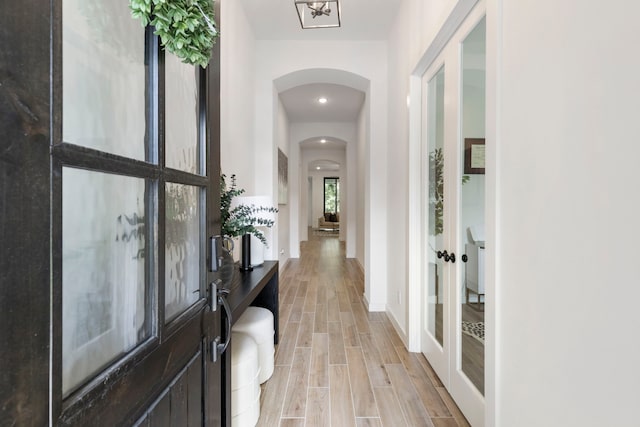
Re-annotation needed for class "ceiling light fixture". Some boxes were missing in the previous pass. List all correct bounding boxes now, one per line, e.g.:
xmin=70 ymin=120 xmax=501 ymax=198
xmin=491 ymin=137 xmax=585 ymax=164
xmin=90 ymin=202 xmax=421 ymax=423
xmin=320 ymin=139 xmax=327 ymax=143
xmin=316 ymin=166 xmax=321 ymax=170
xmin=318 ymin=97 xmax=328 ymax=104
xmin=294 ymin=1 xmax=341 ymax=29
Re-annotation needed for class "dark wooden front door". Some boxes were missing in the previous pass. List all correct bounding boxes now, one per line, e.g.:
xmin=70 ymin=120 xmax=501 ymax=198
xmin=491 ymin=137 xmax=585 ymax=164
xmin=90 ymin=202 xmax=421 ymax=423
xmin=0 ymin=1 xmax=225 ymax=425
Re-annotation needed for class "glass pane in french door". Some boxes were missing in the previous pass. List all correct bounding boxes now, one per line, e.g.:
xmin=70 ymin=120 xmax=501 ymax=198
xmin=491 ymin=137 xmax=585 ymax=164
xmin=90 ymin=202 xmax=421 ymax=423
xmin=62 ymin=167 xmax=149 ymax=396
xmin=165 ymin=52 xmax=202 ymax=174
xmin=460 ymin=17 xmax=486 ymax=395
xmin=426 ymin=66 xmax=446 ymax=346
xmin=62 ymin=0 xmax=146 ymax=161
xmin=165 ymin=183 xmax=202 ymax=321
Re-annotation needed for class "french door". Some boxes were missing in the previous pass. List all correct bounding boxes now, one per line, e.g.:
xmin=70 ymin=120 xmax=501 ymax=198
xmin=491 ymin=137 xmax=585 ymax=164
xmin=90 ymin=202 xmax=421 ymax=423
xmin=0 ymin=0 xmax=225 ymax=424
xmin=421 ymin=7 xmax=487 ymax=427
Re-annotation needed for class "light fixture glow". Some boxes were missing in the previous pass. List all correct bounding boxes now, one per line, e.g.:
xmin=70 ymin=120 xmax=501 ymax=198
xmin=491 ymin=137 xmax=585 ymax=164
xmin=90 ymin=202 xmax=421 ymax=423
xmin=316 ymin=166 xmax=321 ymax=170
xmin=320 ymin=139 xmax=327 ymax=143
xmin=318 ymin=97 xmax=328 ymax=104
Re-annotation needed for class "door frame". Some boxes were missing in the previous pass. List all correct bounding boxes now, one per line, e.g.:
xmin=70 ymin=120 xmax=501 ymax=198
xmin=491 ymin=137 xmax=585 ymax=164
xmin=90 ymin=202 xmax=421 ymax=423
xmin=0 ymin=0 xmax=224 ymax=423
xmin=419 ymin=58 xmax=451 ymax=382
xmin=407 ymin=1 xmax=494 ymax=426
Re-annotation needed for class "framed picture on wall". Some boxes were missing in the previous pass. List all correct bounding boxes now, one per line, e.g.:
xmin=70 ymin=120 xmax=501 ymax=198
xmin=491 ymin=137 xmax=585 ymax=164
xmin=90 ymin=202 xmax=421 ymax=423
xmin=278 ymin=148 xmax=288 ymax=204
xmin=464 ymin=138 xmax=485 ymax=174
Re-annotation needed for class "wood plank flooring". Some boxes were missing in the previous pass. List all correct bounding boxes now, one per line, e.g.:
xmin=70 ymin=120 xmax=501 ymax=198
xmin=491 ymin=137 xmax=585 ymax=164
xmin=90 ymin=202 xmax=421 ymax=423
xmin=257 ymin=232 xmax=470 ymax=427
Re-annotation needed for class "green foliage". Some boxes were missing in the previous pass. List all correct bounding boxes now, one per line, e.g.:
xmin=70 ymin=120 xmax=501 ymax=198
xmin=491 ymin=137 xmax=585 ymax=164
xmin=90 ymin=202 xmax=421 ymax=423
xmin=324 ymin=178 xmax=339 ymax=213
xmin=429 ymin=148 xmax=445 ymax=236
xmin=220 ymin=175 xmax=278 ymax=246
xmin=129 ymin=0 xmax=218 ymax=67
xmin=428 ymin=148 xmax=470 ymax=236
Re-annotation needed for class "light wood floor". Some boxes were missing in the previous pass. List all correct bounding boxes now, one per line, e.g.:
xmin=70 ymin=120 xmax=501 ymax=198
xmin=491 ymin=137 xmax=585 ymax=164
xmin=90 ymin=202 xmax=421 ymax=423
xmin=257 ymin=232 xmax=470 ymax=427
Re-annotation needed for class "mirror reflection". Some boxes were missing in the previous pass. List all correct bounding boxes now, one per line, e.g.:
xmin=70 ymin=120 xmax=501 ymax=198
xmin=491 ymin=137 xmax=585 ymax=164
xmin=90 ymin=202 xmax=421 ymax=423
xmin=427 ymin=66 xmax=446 ymax=346
xmin=460 ymin=17 xmax=486 ymax=395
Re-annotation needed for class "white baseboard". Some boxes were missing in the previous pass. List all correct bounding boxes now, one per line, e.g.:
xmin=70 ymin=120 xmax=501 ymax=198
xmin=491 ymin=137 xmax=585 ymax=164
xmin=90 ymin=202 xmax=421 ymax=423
xmin=385 ymin=309 xmax=409 ymax=349
xmin=278 ymin=257 xmax=291 ymax=274
xmin=362 ymin=294 xmax=386 ymax=312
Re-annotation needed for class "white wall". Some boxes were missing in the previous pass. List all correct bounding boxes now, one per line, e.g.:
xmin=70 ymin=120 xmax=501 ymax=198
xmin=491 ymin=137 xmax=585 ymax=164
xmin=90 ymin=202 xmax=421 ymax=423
xmin=385 ymin=0 xmax=411 ymax=336
xmin=220 ymin=0 xmax=256 ymax=193
xmin=391 ymin=1 xmax=640 ymax=425
xmin=494 ymin=1 xmax=640 ymax=425
xmin=356 ymin=97 xmax=368 ymax=270
xmin=408 ymin=0 xmax=459 ymax=68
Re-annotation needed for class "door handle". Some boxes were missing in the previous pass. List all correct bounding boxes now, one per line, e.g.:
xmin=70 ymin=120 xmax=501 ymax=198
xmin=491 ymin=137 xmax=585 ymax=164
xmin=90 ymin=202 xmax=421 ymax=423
xmin=208 ymin=279 xmax=223 ymax=312
xmin=437 ymin=250 xmax=447 ymax=259
xmin=210 ymin=286 xmax=232 ymax=363
xmin=442 ymin=251 xmax=455 ymax=263
xmin=210 ymin=235 xmax=236 ymax=272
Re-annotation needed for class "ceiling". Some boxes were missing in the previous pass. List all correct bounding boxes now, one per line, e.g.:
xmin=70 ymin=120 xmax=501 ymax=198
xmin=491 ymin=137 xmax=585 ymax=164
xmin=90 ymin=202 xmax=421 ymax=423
xmin=303 ymin=138 xmax=345 ymax=171
xmin=280 ymin=83 xmax=365 ymax=123
xmin=238 ymin=0 xmax=403 ymax=41
xmin=238 ymin=0 xmax=398 ymax=168
xmin=309 ymin=159 xmax=341 ymax=172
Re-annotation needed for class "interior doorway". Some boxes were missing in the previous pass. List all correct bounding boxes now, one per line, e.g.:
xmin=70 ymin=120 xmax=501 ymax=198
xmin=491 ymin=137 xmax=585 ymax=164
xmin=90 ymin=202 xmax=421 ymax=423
xmin=410 ymin=3 xmax=489 ymax=426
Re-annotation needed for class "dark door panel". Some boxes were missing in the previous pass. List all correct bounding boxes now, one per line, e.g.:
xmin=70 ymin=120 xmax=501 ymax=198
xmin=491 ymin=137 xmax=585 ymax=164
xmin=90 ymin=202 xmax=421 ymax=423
xmin=0 ymin=0 xmax=223 ymax=424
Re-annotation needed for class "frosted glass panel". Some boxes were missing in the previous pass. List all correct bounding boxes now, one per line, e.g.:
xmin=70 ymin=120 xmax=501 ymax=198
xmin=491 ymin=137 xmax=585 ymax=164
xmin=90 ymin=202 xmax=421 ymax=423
xmin=165 ymin=52 xmax=200 ymax=174
xmin=62 ymin=0 xmax=146 ymax=160
xmin=62 ymin=168 xmax=148 ymax=396
xmin=165 ymin=183 xmax=201 ymax=321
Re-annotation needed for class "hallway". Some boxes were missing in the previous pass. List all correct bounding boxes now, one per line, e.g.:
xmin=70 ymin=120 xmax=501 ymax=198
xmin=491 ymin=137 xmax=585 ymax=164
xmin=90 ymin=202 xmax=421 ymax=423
xmin=257 ymin=232 xmax=470 ymax=426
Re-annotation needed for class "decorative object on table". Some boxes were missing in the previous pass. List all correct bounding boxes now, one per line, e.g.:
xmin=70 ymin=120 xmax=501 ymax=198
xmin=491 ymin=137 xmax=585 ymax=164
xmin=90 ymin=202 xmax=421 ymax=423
xmin=220 ymin=175 xmax=278 ymax=269
xmin=232 ymin=195 xmax=277 ymax=267
xmin=128 ymin=0 xmax=219 ymax=67
xmin=240 ymin=234 xmax=252 ymax=272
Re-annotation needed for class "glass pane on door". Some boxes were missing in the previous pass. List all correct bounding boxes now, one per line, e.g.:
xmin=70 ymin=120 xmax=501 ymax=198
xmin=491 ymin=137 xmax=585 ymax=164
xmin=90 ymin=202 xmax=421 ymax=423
xmin=426 ymin=66 xmax=446 ymax=346
xmin=165 ymin=183 xmax=202 ymax=321
xmin=165 ymin=52 xmax=202 ymax=174
xmin=62 ymin=0 xmax=146 ymax=161
xmin=62 ymin=168 xmax=149 ymax=396
xmin=460 ymin=17 xmax=486 ymax=395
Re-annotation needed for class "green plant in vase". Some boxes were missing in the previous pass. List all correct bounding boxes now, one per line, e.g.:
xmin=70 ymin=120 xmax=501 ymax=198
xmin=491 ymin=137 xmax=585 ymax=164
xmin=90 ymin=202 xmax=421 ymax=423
xmin=220 ymin=174 xmax=278 ymax=245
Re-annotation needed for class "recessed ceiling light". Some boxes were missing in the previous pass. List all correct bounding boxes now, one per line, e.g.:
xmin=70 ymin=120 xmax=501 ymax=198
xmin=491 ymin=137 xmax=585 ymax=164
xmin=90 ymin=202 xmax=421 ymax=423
xmin=320 ymin=139 xmax=327 ymax=143
xmin=318 ymin=97 xmax=328 ymax=104
xmin=316 ymin=166 xmax=321 ymax=170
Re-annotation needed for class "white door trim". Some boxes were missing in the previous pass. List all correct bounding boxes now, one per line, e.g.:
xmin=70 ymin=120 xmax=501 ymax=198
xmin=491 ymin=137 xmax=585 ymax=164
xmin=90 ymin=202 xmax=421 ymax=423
xmin=407 ymin=0 xmax=479 ymax=352
xmin=408 ymin=2 xmax=493 ymax=427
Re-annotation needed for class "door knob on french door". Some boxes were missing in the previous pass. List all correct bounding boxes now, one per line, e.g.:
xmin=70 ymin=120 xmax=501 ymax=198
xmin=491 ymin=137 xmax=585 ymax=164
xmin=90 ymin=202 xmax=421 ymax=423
xmin=437 ymin=250 xmax=447 ymax=259
xmin=448 ymin=253 xmax=456 ymax=263
xmin=462 ymin=254 xmax=468 ymax=262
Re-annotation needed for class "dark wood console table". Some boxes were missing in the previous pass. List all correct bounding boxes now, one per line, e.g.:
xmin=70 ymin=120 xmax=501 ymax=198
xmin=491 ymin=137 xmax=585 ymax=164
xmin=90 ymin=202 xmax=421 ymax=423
xmin=222 ymin=260 xmax=279 ymax=425
xmin=226 ymin=260 xmax=279 ymax=343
